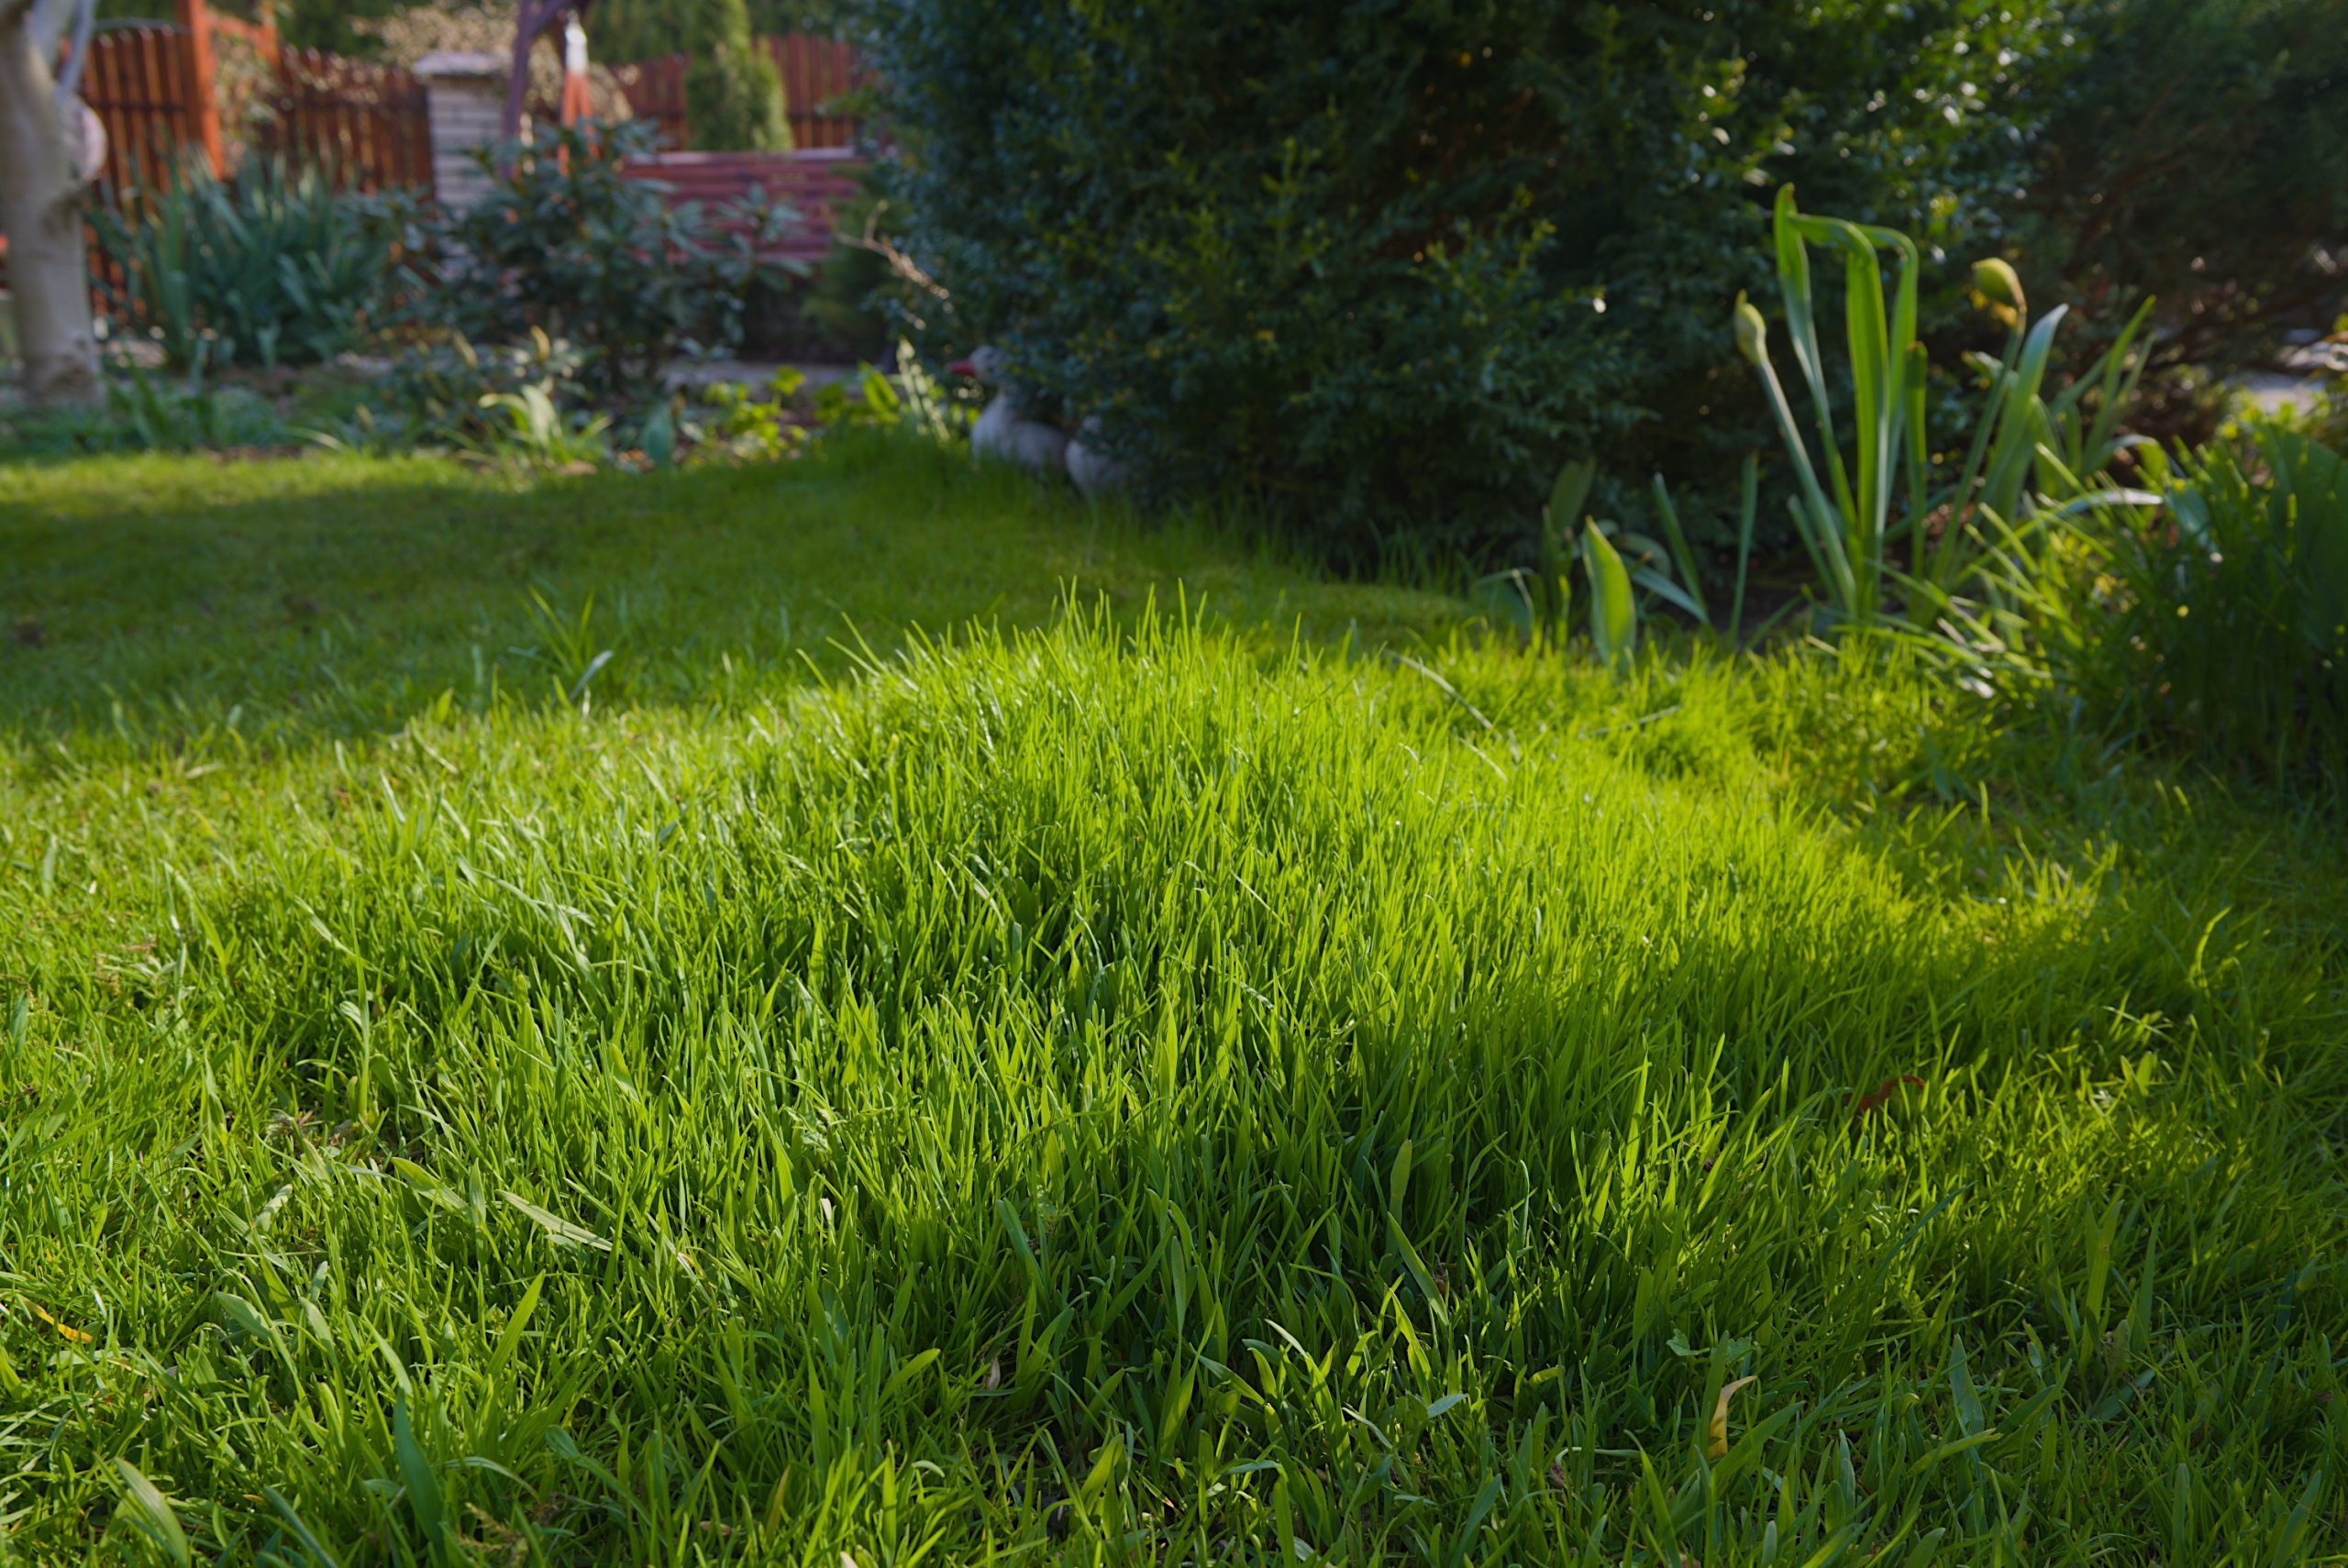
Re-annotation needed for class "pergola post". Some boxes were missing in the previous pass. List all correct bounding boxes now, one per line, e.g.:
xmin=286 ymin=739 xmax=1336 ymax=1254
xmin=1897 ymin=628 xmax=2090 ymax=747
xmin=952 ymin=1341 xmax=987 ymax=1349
xmin=503 ymin=0 xmax=586 ymax=141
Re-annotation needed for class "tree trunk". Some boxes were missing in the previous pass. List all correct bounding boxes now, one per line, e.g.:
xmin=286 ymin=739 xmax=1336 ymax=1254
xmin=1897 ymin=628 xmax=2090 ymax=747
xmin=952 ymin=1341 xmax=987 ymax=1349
xmin=0 ymin=0 xmax=101 ymax=406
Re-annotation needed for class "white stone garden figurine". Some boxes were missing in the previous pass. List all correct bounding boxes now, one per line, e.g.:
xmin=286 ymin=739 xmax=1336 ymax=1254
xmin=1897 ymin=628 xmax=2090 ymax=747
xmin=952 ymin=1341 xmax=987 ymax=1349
xmin=1064 ymin=417 xmax=1134 ymax=500
xmin=947 ymin=348 xmax=1069 ymax=477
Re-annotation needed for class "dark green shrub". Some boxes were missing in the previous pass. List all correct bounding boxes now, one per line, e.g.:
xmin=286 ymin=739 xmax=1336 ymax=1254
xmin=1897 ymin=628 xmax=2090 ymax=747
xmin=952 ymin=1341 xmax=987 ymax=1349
xmin=590 ymin=0 xmax=839 ymax=61
xmin=863 ymin=0 xmax=2075 ymax=567
xmin=803 ymin=178 xmax=917 ymax=360
xmin=91 ymin=156 xmax=418 ymax=370
xmin=272 ymin=0 xmax=426 ymax=55
xmin=2020 ymin=0 xmax=2348 ymax=416
xmin=584 ymin=0 xmax=663 ymax=68
xmin=586 ymin=0 xmax=673 ymax=68
xmin=595 ymin=0 xmax=792 ymax=149
xmin=683 ymin=0 xmax=792 ymax=150
xmin=420 ymin=121 xmax=802 ymax=402
xmin=743 ymin=0 xmax=838 ymax=35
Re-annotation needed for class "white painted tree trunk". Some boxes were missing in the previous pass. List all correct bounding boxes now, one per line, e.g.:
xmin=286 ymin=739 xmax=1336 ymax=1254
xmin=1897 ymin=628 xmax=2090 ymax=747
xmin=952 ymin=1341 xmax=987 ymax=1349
xmin=0 ymin=0 xmax=101 ymax=405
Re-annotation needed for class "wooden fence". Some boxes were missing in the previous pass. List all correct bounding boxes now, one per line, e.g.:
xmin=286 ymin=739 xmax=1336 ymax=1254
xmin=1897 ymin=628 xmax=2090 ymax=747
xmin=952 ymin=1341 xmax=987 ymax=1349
xmin=12 ymin=10 xmax=860 ymax=304
xmin=77 ymin=21 xmax=207 ymax=195
xmin=265 ymin=48 xmax=432 ymax=191
xmin=606 ymin=55 xmax=685 ymax=148
xmin=770 ymin=33 xmax=861 ymax=149
xmin=77 ymin=0 xmax=429 ymax=196
xmin=608 ymin=35 xmax=863 ymax=153
xmin=72 ymin=12 xmax=854 ymax=199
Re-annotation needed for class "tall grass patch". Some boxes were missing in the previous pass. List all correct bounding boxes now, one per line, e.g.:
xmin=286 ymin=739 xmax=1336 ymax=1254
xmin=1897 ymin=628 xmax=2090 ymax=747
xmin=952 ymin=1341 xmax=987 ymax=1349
xmin=4 ymin=602 xmax=2343 ymax=1561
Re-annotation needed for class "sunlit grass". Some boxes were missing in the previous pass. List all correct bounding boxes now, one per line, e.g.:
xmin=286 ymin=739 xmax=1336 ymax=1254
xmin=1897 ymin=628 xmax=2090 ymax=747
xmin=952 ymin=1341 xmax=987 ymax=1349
xmin=2 ymin=437 xmax=2343 ymax=1563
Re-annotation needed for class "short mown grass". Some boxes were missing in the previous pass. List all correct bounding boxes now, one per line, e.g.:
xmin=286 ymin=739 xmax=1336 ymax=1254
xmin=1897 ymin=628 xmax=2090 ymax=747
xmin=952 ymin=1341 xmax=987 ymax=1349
xmin=3 ymin=436 xmax=2345 ymax=1563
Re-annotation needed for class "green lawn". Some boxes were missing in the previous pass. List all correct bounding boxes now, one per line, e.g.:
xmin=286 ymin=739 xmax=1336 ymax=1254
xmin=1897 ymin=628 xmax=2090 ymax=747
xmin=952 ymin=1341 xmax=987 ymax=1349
xmin=0 ymin=438 xmax=1455 ymax=757
xmin=3 ymin=438 xmax=2344 ymax=1564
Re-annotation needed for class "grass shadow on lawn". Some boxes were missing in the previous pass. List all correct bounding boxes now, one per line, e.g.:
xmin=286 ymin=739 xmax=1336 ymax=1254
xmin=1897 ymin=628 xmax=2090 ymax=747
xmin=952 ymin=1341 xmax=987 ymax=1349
xmin=4 ymin=437 xmax=2347 ymax=1556
xmin=0 ymin=610 xmax=2342 ymax=1561
xmin=0 ymin=433 xmax=1468 ymax=768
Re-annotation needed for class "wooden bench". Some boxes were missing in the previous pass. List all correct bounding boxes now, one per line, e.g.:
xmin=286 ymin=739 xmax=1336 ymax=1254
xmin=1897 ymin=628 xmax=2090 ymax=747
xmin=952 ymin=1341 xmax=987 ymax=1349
xmin=620 ymin=147 xmax=866 ymax=268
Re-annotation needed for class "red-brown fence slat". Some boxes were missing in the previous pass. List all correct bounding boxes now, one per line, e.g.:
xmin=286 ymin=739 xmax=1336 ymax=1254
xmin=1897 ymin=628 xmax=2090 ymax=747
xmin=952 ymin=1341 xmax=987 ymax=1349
xmin=762 ymin=33 xmax=858 ymax=149
xmin=263 ymin=48 xmax=431 ymax=194
xmin=158 ymin=27 xmax=187 ymax=170
xmin=119 ymin=28 xmax=144 ymax=176
xmin=83 ymin=24 xmax=188 ymax=193
xmin=121 ymin=28 xmax=150 ymax=183
xmin=152 ymin=28 xmax=181 ymax=180
xmin=611 ymin=53 xmax=688 ymax=150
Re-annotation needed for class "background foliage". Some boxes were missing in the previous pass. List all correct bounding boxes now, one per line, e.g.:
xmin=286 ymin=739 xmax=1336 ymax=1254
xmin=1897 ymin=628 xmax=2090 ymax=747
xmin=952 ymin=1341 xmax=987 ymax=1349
xmin=418 ymin=121 xmax=797 ymax=401
xmin=863 ymin=0 xmax=2075 ymax=567
xmin=803 ymin=179 xmax=918 ymax=359
xmin=91 ymin=156 xmax=419 ymax=371
xmin=591 ymin=0 xmax=792 ymax=149
xmin=2013 ymin=0 xmax=2348 ymax=442
xmin=589 ymin=0 xmax=838 ymax=58
xmin=680 ymin=0 xmax=791 ymax=150
xmin=859 ymin=0 xmax=2348 ymax=568
xmin=1993 ymin=425 xmax=2348 ymax=783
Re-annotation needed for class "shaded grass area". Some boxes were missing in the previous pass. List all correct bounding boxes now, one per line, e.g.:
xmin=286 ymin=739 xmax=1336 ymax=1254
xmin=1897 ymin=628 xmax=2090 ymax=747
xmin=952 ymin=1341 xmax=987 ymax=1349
xmin=0 ymin=435 xmax=1455 ymax=763
xmin=2 ymin=439 xmax=2345 ymax=1563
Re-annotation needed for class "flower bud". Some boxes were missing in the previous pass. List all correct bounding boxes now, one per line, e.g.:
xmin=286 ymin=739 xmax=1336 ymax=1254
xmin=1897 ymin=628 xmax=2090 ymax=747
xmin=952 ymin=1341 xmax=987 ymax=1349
xmin=1970 ymin=258 xmax=2025 ymax=326
xmin=1733 ymin=293 xmax=1769 ymax=367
